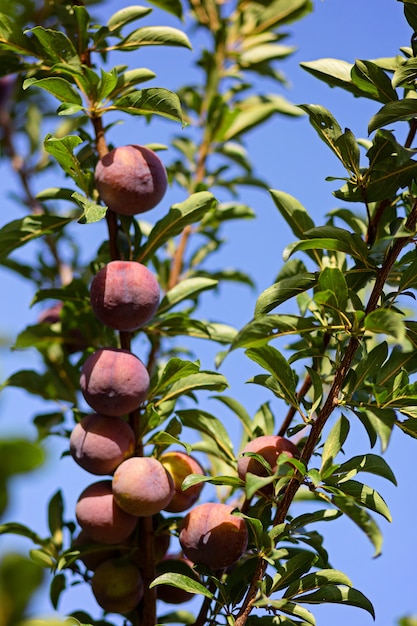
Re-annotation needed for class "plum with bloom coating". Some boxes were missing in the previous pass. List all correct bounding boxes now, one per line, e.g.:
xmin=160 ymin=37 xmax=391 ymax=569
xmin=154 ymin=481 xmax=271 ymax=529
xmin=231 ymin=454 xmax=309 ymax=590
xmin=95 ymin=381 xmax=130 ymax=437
xmin=90 ymin=261 xmax=160 ymax=331
xmin=237 ymin=435 xmax=299 ymax=491
xmin=75 ymin=480 xmax=137 ymax=545
xmin=179 ymin=502 xmax=248 ymax=570
xmin=70 ymin=413 xmax=136 ymax=475
xmin=95 ymin=144 xmax=167 ymax=216
xmin=80 ymin=348 xmax=150 ymax=417
xmin=112 ymin=457 xmax=174 ymax=517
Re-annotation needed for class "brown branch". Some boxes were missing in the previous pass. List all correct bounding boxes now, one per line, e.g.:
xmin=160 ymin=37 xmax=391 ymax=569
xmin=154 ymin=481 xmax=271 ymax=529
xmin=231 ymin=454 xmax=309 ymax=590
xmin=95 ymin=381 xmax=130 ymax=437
xmin=234 ymin=199 xmax=417 ymax=626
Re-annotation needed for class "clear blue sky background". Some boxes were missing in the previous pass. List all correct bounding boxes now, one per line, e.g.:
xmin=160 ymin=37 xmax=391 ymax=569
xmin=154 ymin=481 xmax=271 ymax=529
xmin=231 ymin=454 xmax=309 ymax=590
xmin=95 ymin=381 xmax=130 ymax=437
xmin=0 ymin=1 xmax=415 ymax=625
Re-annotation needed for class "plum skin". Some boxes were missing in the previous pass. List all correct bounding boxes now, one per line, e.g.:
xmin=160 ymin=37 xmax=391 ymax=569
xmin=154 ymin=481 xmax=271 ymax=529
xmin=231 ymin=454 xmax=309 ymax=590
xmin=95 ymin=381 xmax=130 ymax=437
xmin=90 ymin=260 xmax=160 ymax=331
xmin=160 ymin=451 xmax=205 ymax=513
xmin=237 ymin=435 xmax=299 ymax=487
xmin=75 ymin=480 xmax=138 ymax=544
xmin=91 ymin=557 xmax=144 ymax=614
xmin=69 ymin=413 xmax=136 ymax=475
xmin=80 ymin=347 xmax=150 ymax=417
xmin=179 ymin=502 xmax=248 ymax=570
xmin=112 ymin=456 xmax=174 ymax=517
xmin=95 ymin=144 xmax=168 ymax=216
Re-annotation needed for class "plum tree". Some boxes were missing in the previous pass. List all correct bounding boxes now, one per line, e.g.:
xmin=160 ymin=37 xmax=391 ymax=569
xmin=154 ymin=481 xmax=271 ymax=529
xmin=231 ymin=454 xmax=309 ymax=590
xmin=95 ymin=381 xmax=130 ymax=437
xmin=69 ymin=413 xmax=136 ymax=475
xmin=79 ymin=348 xmax=150 ymax=416
xmin=94 ymin=145 xmax=168 ymax=216
xmin=237 ymin=435 xmax=300 ymax=487
xmin=160 ymin=451 xmax=205 ymax=513
xmin=75 ymin=480 xmax=138 ymax=544
xmin=179 ymin=502 xmax=248 ymax=570
xmin=89 ymin=261 xmax=160 ymax=331
xmin=112 ymin=457 xmax=174 ymax=517
xmin=91 ymin=558 xmax=144 ymax=614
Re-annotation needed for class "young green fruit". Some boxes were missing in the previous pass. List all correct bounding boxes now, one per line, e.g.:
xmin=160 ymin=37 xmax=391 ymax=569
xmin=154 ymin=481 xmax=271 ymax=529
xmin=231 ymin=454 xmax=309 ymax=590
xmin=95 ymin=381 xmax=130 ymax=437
xmin=95 ymin=144 xmax=167 ymax=216
xmin=91 ymin=557 xmax=144 ymax=614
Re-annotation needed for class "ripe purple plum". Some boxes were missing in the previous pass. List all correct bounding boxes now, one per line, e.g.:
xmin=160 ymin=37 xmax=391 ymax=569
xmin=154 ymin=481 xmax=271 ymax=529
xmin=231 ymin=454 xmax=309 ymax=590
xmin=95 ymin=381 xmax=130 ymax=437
xmin=75 ymin=480 xmax=138 ymax=544
xmin=69 ymin=413 xmax=136 ymax=475
xmin=179 ymin=502 xmax=248 ymax=570
xmin=90 ymin=261 xmax=160 ymax=331
xmin=91 ymin=557 xmax=144 ymax=614
xmin=112 ymin=457 xmax=174 ymax=517
xmin=156 ymin=554 xmax=199 ymax=604
xmin=95 ymin=144 xmax=167 ymax=216
xmin=237 ymin=435 xmax=299 ymax=493
xmin=160 ymin=451 xmax=205 ymax=513
xmin=80 ymin=347 xmax=150 ymax=416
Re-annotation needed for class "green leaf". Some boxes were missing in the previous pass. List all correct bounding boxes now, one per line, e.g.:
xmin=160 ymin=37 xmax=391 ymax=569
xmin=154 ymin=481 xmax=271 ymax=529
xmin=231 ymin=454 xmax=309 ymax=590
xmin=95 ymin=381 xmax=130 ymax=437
xmin=289 ymin=509 xmax=342 ymax=531
xmin=146 ymin=0 xmax=183 ymax=18
xmin=300 ymin=58 xmax=365 ymax=97
xmin=0 ymin=12 xmax=37 ymax=56
xmin=50 ymin=572 xmax=66 ymax=610
xmin=272 ymin=552 xmax=319 ymax=592
xmin=245 ymin=346 xmax=297 ymax=407
xmin=119 ymin=26 xmax=191 ymax=50
xmin=368 ymin=99 xmax=417 ymax=134
xmin=254 ymin=598 xmax=316 ymax=625
xmin=392 ymin=57 xmax=417 ymax=87
xmin=345 ymin=341 xmax=389 ymax=398
xmin=158 ymin=277 xmax=218 ymax=314
xmin=155 ymin=371 xmax=228 ymax=404
xmin=106 ymin=6 xmax=153 ymax=31
xmin=351 ymin=59 xmax=398 ymax=103
xmin=231 ymin=314 xmax=320 ymax=350
xmin=113 ymin=87 xmax=185 ymax=123
xmin=255 ymin=274 xmax=317 ymax=315
xmin=318 ymin=267 xmax=348 ymax=313
xmin=284 ymin=569 xmax=352 ymax=599
xmin=364 ymin=309 xmax=406 ymax=341
xmin=72 ymin=193 xmax=108 ymax=224
xmin=269 ymin=190 xmax=316 ymax=239
xmin=44 ymin=135 xmax=89 ymax=193
xmin=176 ymin=409 xmax=235 ymax=462
xmin=328 ymin=495 xmax=383 ymax=556
xmin=181 ymin=474 xmax=244 ymax=490
xmin=48 ymin=490 xmax=64 ymax=546
xmin=327 ymin=480 xmax=392 ymax=522
xmin=320 ymin=415 xmax=350 ymax=477
xmin=284 ymin=230 xmax=369 ymax=264
xmin=336 ymin=454 xmax=397 ymax=485
xmin=298 ymin=105 xmax=344 ymax=160
xmin=294 ymin=585 xmax=375 ymax=619
xmin=356 ymin=407 xmax=395 ymax=452
xmin=212 ymin=395 xmax=253 ymax=437
xmin=0 ymin=522 xmax=44 ymax=544
xmin=150 ymin=358 xmax=200 ymax=396
xmin=28 ymin=26 xmax=81 ymax=69
xmin=0 ymin=215 xmax=72 ymax=259
xmin=2 ymin=369 xmax=77 ymax=403
xmin=23 ymin=77 xmax=82 ymax=104
xmin=0 ymin=553 xmax=44 ymax=624
xmin=139 ymin=192 xmax=217 ymax=262
xmin=150 ymin=572 xmax=213 ymax=598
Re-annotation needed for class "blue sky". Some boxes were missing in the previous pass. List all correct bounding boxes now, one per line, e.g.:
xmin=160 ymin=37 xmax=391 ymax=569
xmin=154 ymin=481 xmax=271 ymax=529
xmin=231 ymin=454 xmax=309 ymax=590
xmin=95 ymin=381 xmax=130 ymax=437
xmin=0 ymin=1 xmax=415 ymax=625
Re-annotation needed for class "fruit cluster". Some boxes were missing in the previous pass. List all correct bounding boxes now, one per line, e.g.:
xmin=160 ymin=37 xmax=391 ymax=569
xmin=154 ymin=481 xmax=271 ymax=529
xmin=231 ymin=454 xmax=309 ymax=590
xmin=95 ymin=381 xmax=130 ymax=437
xmin=63 ymin=145 xmax=299 ymax=615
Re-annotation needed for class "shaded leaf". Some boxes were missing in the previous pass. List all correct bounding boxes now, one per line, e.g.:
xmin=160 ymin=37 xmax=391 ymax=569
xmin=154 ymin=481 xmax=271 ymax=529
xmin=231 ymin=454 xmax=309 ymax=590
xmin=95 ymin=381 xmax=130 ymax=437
xmin=269 ymin=190 xmax=316 ymax=239
xmin=364 ymin=309 xmax=405 ymax=341
xmin=176 ymin=409 xmax=235 ymax=462
xmin=320 ymin=415 xmax=350 ymax=477
xmin=351 ymin=59 xmax=398 ymax=103
xmin=44 ymin=135 xmax=89 ymax=193
xmin=284 ymin=569 xmax=352 ymax=599
xmin=245 ymin=346 xmax=297 ymax=407
xmin=23 ymin=77 xmax=82 ymax=104
xmin=336 ymin=454 xmax=397 ymax=485
xmin=0 ymin=215 xmax=72 ymax=259
xmin=368 ymin=99 xmax=417 ymax=134
xmin=158 ymin=277 xmax=218 ymax=314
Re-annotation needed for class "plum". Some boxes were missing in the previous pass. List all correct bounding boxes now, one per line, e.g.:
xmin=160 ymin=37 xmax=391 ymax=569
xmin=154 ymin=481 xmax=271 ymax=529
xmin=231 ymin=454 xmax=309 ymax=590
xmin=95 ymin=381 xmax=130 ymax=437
xmin=72 ymin=529 xmax=120 ymax=571
xmin=95 ymin=144 xmax=167 ymax=216
xmin=160 ymin=451 xmax=205 ymax=513
xmin=75 ymin=480 xmax=138 ymax=544
xmin=179 ymin=502 xmax=248 ymax=570
xmin=112 ymin=457 xmax=174 ymax=517
xmin=80 ymin=347 xmax=150 ymax=416
xmin=69 ymin=413 xmax=136 ymax=475
xmin=237 ymin=435 xmax=299 ymax=494
xmin=90 ymin=260 xmax=160 ymax=331
xmin=91 ymin=557 xmax=144 ymax=614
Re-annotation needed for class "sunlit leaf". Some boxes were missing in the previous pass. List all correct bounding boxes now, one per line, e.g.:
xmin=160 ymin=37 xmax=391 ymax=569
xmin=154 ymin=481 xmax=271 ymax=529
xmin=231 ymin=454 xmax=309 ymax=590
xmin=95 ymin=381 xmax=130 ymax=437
xmin=150 ymin=572 xmax=213 ymax=598
xmin=113 ymin=87 xmax=185 ymax=123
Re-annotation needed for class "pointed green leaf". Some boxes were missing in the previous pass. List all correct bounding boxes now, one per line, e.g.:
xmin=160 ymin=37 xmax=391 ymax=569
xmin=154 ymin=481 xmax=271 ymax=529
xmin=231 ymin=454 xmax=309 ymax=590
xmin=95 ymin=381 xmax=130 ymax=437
xmin=245 ymin=346 xmax=297 ymax=407
xmin=232 ymin=314 xmax=320 ymax=350
xmin=138 ymin=192 xmax=217 ymax=262
xmin=294 ymin=585 xmax=375 ymax=619
xmin=120 ymin=26 xmax=191 ymax=50
xmin=300 ymin=58 xmax=363 ymax=96
xmin=0 ymin=522 xmax=44 ymax=544
xmin=155 ymin=372 xmax=228 ymax=404
xmin=0 ymin=13 xmax=37 ymax=56
xmin=28 ymin=26 xmax=81 ymax=69
xmin=150 ymin=572 xmax=213 ymax=598
xmin=44 ymin=135 xmax=89 ymax=193
xmin=176 ymin=409 xmax=235 ymax=462
xmin=318 ymin=267 xmax=348 ymax=312
xmin=23 ymin=77 xmax=82 ymax=104
xmin=351 ymin=59 xmax=398 ymax=103
xmin=289 ymin=509 xmax=342 ymax=531
xmin=255 ymin=274 xmax=317 ymax=315
xmin=328 ymin=480 xmax=392 ymax=522
xmin=181 ymin=474 xmax=244 ymax=490
xmin=364 ymin=309 xmax=406 ymax=341
xmin=269 ymin=190 xmax=315 ymax=239
xmin=158 ymin=277 xmax=218 ymax=314
xmin=329 ymin=495 xmax=383 ymax=556
xmin=368 ymin=99 xmax=417 ymax=134
xmin=298 ymin=104 xmax=344 ymax=160
xmin=113 ymin=87 xmax=184 ymax=123
xmin=284 ymin=569 xmax=352 ymax=599
xmin=346 ymin=342 xmax=389 ymax=398
xmin=150 ymin=358 xmax=200 ymax=396
xmin=146 ymin=0 xmax=183 ymax=18
xmin=254 ymin=598 xmax=316 ymax=625
xmin=107 ymin=6 xmax=153 ymax=31
xmin=0 ymin=215 xmax=72 ymax=259
xmin=336 ymin=454 xmax=397 ymax=485
xmin=320 ymin=415 xmax=350 ymax=476
xmin=272 ymin=552 xmax=319 ymax=592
